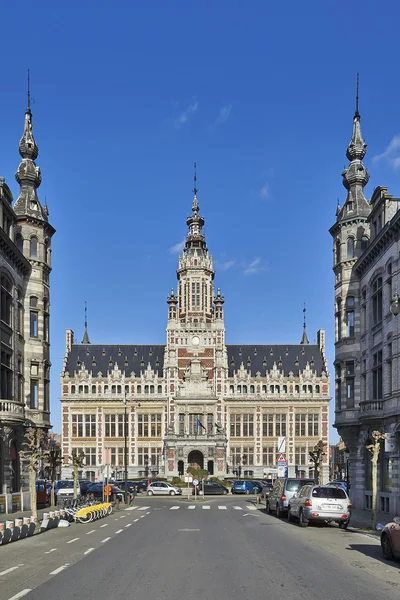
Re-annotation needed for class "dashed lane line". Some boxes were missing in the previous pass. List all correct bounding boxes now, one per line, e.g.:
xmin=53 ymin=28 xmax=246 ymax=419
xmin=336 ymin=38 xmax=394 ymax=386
xmin=84 ymin=548 xmax=94 ymax=555
xmin=44 ymin=548 xmax=57 ymax=554
xmin=7 ymin=589 xmax=32 ymax=600
xmin=100 ymin=524 xmax=108 ymax=528
xmin=101 ymin=537 xmax=111 ymax=543
xmin=134 ymin=518 xmax=139 ymax=522
xmin=66 ymin=537 xmax=79 ymax=544
xmin=115 ymin=529 xmax=123 ymax=534
xmin=0 ymin=565 xmax=24 ymax=577
xmin=125 ymin=523 xmax=132 ymax=528
xmin=49 ymin=564 xmax=69 ymax=575
xmin=86 ymin=530 xmax=96 ymax=535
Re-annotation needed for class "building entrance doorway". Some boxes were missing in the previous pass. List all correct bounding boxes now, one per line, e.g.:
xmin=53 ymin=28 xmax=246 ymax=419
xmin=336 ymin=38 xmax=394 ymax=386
xmin=188 ymin=450 xmax=204 ymax=470
xmin=207 ymin=460 xmax=214 ymax=475
xmin=178 ymin=460 xmax=184 ymax=477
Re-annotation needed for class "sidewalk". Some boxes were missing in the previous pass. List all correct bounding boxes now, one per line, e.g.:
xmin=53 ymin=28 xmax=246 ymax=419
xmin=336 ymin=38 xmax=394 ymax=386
xmin=348 ymin=507 xmax=395 ymax=531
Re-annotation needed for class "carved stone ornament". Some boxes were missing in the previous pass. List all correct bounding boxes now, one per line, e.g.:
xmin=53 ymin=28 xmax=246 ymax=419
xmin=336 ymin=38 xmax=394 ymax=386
xmin=176 ymin=359 xmax=213 ymax=397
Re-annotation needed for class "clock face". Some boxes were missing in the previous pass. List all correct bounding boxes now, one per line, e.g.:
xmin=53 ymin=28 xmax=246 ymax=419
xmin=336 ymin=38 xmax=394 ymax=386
xmin=192 ymin=336 xmax=200 ymax=346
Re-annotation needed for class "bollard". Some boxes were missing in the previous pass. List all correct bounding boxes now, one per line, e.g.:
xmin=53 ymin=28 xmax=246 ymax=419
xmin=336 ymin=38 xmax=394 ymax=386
xmin=15 ymin=517 xmax=23 ymax=528
xmin=6 ymin=520 xmax=14 ymax=530
xmin=41 ymin=513 xmax=50 ymax=531
xmin=21 ymin=517 xmax=30 ymax=539
xmin=28 ymin=516 xmax=37 ymax=537
xmin=13 ymin=518 xmax=22 ymax=541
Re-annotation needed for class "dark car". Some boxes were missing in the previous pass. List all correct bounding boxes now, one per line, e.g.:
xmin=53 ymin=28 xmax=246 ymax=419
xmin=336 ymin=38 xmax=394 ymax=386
xmin=116 ymin=481 xmax=138 ymax=494
xmin=231 ymin=480 xmax=262 ymax=495
xmin=194 ymin=481 xmax=229 ymax=495
xmin=87 ymin=483 xmax=124 ymax=501
xmin=267 ymin=477 xmax=316 ymax=517
xmin=135 ymin=480 xmax=151 ymax=493
xmin=79 ymin=479 xmax=94 ymax=494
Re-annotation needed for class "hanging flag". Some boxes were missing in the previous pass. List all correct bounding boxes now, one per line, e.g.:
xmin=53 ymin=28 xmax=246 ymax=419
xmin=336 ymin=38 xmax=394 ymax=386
xmin=215 ymin=422 xmax=223 ymax=432
xmin=196 ymin=418 xmax=206 ymax=431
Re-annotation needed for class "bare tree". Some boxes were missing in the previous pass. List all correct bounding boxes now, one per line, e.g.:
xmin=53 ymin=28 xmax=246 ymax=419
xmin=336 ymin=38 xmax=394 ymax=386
xmin=309 ymin=440 xmax=326 ymax=484
xmin=366 ymin=430 xmax=387 ymax=530
xmin=45 ymin=444 xmax=62 ymax=507
xmin=19 ymin=427 xmax=46 ymax=518
xmin=68 ymin=449 xmax=85 ymax=499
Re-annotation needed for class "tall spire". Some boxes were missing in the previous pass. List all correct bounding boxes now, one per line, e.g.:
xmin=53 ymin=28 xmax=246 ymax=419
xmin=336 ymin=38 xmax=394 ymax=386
xmin=14 ymin=71 xmax=48 ymax=221
xmin=82 ymin=301 xmax=91 ymax=344
xmin=300 ymin=304 xmax=309 ymax=345
xmin=337 ymin=74 xmax=370 ymax=221
xmin=185 ymin=162 xmax=206 ymax=251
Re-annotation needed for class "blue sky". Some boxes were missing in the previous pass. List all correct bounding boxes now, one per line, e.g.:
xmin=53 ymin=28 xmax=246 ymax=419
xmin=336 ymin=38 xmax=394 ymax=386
xmin=1 ymin=1 xmax=400 ymax=443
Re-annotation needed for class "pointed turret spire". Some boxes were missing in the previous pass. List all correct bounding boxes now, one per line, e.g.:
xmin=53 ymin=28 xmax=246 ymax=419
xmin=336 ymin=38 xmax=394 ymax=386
xmin=337 ymin=74 xmax=370 ymax=221
xmin=82 ymin=301 xmax=91 ymax=344
xmin=185 ymin=162 xmax=206 ymax=251
xmin=300 ymin=304 xmax=309 ymax=345
xmin=14 ymin=71 xmax=49 ymax=221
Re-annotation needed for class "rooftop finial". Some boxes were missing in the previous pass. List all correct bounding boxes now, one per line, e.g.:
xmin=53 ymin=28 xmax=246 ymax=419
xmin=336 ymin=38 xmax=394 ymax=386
xmin=355 ymin=72 xmax=360 ymax=118
xmin=193 ymin=162 xmax=197 ymax=197
xmin=301 ymin=304 xmax=310 ymax=345
xmin=27 ymin=68 xmax=31 ymax=111
xmin=82 ymin=301 xmax=91 ymax=344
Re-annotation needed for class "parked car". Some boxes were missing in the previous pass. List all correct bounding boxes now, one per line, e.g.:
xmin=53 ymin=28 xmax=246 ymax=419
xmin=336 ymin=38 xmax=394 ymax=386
xmin=381 ymin=517 xmax=400 ymax=560
xmin=288 ymin=484 xmax=352 ymax=528
xmin=54 ymin=480 xmax=81 ymax=504
xmin=147 ymin=482 xmax=182 ymax=496
xmin=326 ymin=480 xmax=349 ymax=493
xmin=266 ymin=478 xmax=315 ymax=517
xmin=135 ymin=479 xmax=151 ymax=493
xmin=259 ymin=482 xmax=273 ymax=500
xmin=231 ymin=480 xmax=262 ymax=495
xmin=86 ymin=482 xmax=124 ymax=501
xmin=195 ymin=481 xmax=229 ymax=495
xmin=79 ymin=479 xmax=94 ymax=495
xmin=116 ymin=481 xmax=138 ymax=494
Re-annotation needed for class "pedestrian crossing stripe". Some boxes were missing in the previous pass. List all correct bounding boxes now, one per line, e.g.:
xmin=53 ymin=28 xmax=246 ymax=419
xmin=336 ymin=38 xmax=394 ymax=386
xmin=124 ymin=506 xmax=138 ymax=511
xmin=202 ymin=505 xmax=211 ymax=510
xmin=233 ymin=506 xmax=242 ymax=510
xmin=188 ymin=505 xmax=196 ymax=509
xmin=170 ymin=506 xmax=179 ymax=510
xmin=166 ymin=504 xmax=257 ymax=510
xmin=137 ymin=506 xmax=150 ymax=511
xmin=218 ymin=506 xmax=227 ymax=510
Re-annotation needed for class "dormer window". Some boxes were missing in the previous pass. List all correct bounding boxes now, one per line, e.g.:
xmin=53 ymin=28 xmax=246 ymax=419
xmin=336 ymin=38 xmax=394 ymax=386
xmin=30 ymin=201 xmax=37 ymax=211
xmin=30 ymin=237 xmax=38 ymax=258
xmin=347 ymin=201 xmax=354 ymax=212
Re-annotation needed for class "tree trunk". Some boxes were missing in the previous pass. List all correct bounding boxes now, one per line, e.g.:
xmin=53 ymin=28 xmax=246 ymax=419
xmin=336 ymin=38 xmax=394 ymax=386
xmin=50 ymin=481 xmax=55 ymax=508
xmin=73 ymin=464 xmax=78 ymax=500
xmin=371 ymin=453 xmax=378 ymax=530
xmin=29 ymin=467 xmax=37 ymax=518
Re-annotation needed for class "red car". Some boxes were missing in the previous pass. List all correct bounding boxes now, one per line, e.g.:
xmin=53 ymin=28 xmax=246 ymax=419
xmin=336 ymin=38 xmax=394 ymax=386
xmin=381 ymin=517 xmax=400 ymax=560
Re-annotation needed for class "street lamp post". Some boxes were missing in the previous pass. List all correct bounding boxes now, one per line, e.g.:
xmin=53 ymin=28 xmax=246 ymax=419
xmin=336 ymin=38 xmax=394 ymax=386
xmin=123 ymin=392 xmax=128 ymax=505
xmin=344 ymin=447 xmax=350 ymax=495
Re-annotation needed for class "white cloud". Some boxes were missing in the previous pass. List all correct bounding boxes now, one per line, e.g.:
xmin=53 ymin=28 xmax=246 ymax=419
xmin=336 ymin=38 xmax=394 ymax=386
xmin=373 ymin=135 xmax=400 ymax=169
xmin=211 ymin=104 xmax=232 ymax=128
xmin=243 ymin=257 xmax=268 ymax=276
xmin=215 ymin=259 xmax=235 ymax=271
xmin=169 ymin=238 xmax=185 ymax=254
xmin=260 ymin=183 xmax=269 ymax=199
xmin=174 ymin=101 xmax=198 ymax=128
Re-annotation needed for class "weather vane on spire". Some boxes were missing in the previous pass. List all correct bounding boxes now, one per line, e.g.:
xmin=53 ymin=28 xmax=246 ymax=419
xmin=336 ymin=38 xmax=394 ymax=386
xmin=27 ymin=68 xmax=31 ymax=111
xmin=355 ymin=72 xmax=360 ymax=118
xmin=193 ymin=162 xmax=197 ymax=196
xmin=301 ymin=303 xmax=309 ymax=344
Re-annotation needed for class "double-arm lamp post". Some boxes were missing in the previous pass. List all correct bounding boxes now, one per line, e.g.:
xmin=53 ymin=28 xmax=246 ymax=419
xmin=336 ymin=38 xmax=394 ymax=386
xmin=124 ymin=392 xmax=128 ymax=504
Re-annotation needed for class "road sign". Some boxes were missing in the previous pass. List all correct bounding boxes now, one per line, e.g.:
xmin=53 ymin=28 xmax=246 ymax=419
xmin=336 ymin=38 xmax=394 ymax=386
xmin=184 ymin=476 xmax=193 ymax=483
xmin=278 ymin=437 xmax=286 ymax=453
xmin=104 ymin=485 xmax=112 ymax=497
xmin=277 ymin=452 xmax=286 ymax=463
xmin=193 ymin=479 xmax=199 ymax=486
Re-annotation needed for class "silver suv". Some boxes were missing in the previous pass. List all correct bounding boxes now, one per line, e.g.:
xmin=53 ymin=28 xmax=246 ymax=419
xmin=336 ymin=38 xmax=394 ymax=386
xmin=288 ymin=484 xmax=352 ymax=528
xmin=266 ymin=478 xmax=315 ymax=518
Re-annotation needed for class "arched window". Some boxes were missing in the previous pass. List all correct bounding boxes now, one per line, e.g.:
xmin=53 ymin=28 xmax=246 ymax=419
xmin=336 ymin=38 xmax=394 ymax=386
xmin=30 ymin=237 xmax=38 ymax=258
xmin=145 ymin=385 xmax=149 ymax=394
xmin=237 ymin=385 xmax=242 ymax=394
xmin=270 ymin=385 xmax=274 ymax=393
xmin=1 ymin=275 xmax=13 ymax=326
xmin=79 ymin=385 xmax=83 ymax=394
xmin=262 ymin=385 xmax=267 ymax=393
xmin=250 ymin=385 xmax=255 ymax=394
xmin=157 ymin=385 xmax=162 ymax=394
xmin=112 ymin=385 xmax=116 ymax=394
xmin=275 ymin=385 xmax=280 ymax=393
xmin=229 ymin=385 xmax=234 ymax=394
xmin=29 ymin=296 xmax=38 ymax=338
xmin=295 ymin=385 xmax=300 ymax=393
xmin=117 ymin=385 xmax=122 ymax=394
xmin=335 ymin=240 xmax=341 ymax=264
xmin=283 ymin=385 xmax=287 ymax=393
xmin=44 ymin=239 xmax=49 ymax=264
xmin=242 ymin=385 xmax=247 ymax=394
xmin=137 ymin=385 xmax=142 ymax=394
xmin=125 ymin=385 xmax=130 ymax=394
xmin=308 ymin=385 xmax=312 ymax=393
xmin=16 ymin=234 xmax=23 ymax=253
xmin=91 ymin=385 xmax=96 ymax=394
xmin=347 ymin=237 xmax=355 ymax=259
xmin=104 ymin=385 xmax=108 ymax=393
xmin=315 ymin=385 xmax=320 ymax=393
xmin=71 ymin=385 xmax=76 ymax=394
xmin=150 ymin=385 xmax=155 ymax=394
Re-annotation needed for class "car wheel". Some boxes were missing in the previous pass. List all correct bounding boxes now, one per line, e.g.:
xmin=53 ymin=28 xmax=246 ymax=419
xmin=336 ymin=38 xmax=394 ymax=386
xmin=223 ymin=489 xmax=228 ymax=495
xmin=299 ymin=509 xmax=309 ymax=528
xmin=147 ymin=490 xmax=153 ymax=496
xmin=339 ymin=520 xmax=349 ymax=530
xmin=246 ymin=489 xmax=250 ymax=495
xmin=266 ymin=500 xmax=272 ymax=514
xmin=287 ymin=508 xmax=292 ymax=523
xmin=276 ymin=504 xmax=282 ymax=518
xmin=381 ymin=533 xmax=394 ymax=560
xmin=170 ymin=490 xmax=176 ymax=496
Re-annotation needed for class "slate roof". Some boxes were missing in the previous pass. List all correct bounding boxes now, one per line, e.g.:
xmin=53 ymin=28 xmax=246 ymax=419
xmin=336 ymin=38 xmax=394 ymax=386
xmin=65 ymin=343 xmax=325 ymax=378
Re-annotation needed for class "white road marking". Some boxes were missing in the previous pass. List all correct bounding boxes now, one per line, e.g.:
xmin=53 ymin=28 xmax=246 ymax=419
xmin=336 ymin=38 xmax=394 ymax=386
xmin=125 ymin=523 xmax=132 ymax=528
xmin=202 ymin=505 xmax=211 ymax=510
xmin=124 ymin=506 xmax=137 ymax=511
xmin=134 ymin=518 xmax=139 ymax=522
xmin=115 ymin=529 xmax=123 ymax=534
xmin=178 ymin=528 xmax=200 ymax=532
xmin=44 ymin=548 xmax=57 ymax=554
xmin=248 ymin=506 xmax=257 ymax=511
xmin=101 ymin=537 xmax=111 ymax=543
xmin=140 ymin=515 xmax=145 ymax=518
xmin=50 ymin=564 xmax=69 ymax=575
xmin=7 ymin=589 xmax=32 ymax=600
xmin=218 ymin=506 xmax=227 ymax=510
xmin=0 ymin=565 xmax=24 ymax=577
xmin=84 ymin=548 xmax=94 ymax=555
xmin=137 ymin=506 xmax=149 ymax=511
xmin=119 ymin=515 xmax=127 ymax=518
xmin=100 ymin=524 xmax=108 ymax=528
xmin=66 ymin=537 xmax=79 ymax=544
xmin=233 ymin=506 xmax=243 ymax=510
xmin=170 ymin=506 xmax=179 ymax=510
xmin=146 ymin=512 xmax=150 ymax=515
xmin=188 ymin=505 xmax=196 ymax=510
xmin=86 ymin=530 xmax=96 ymax=535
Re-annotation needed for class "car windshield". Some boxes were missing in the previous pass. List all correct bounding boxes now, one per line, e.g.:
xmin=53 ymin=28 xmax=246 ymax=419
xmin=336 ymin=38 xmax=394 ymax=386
xmin=286 ymin=479 xmax=314 ymax=491
xmin=312 ymin=487 xmax=347 ymax=499
xmin=56 ymin=480 xmax=74 ymax=488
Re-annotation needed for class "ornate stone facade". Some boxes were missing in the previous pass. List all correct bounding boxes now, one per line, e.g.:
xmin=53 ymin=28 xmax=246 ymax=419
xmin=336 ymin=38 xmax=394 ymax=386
xmin=330 ymin=96 xmax=400 ymax=515
xmin=0 ymin=98 xmax=55 ymax=492
xmin=61 ymin=183 xmax=330 ymax=482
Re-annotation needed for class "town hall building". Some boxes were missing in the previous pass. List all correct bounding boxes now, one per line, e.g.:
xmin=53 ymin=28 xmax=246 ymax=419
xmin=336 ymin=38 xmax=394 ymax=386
xmin=60 ymin=183 xmax=330 ymax=482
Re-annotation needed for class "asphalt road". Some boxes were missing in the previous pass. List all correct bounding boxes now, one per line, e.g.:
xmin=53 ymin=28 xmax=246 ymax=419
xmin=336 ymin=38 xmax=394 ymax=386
xmin=1 ymin=496 xmax=399 ymax=600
